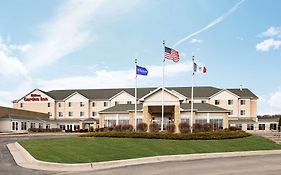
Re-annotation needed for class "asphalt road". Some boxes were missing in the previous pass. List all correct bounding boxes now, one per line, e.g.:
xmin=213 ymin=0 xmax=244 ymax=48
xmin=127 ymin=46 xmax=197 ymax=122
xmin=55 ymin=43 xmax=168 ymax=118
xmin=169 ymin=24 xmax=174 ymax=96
xmin=1 ymin=135 xmax=281 ymax=175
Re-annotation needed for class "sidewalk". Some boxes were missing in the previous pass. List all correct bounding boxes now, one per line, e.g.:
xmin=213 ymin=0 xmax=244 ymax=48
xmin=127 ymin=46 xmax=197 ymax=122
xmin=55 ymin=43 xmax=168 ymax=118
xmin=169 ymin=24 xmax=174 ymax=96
xmin=0 ymin=132 xmax=82 ymax=137
xmin=7 ymin=142 xmax=281 ymax=172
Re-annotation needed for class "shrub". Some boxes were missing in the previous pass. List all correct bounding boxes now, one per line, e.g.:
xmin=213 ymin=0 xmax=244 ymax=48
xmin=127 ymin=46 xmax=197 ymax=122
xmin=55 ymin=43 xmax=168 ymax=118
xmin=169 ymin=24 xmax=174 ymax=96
xmin=114 ymin=125 xmax=122 ymax=132
xmin=137 ymin=123 xmax=148 ymax=132
xmin=121 ymin=124 xmax=133 ymax=132
xmin=202 ymin=123 xmax=213 ymax=132
xmin=178 ymin=122 xmax=190 ymax=133
xmin=166 ymin=123 xmax=176 ymax=133
xmin=228 ymin=126 xmax=241 ymax=131
xmin=28 ymin=128 xmax=62 ymax=132
xmin=193 ymin=123 xmax=203 ymax=132
xmin=81 ymin=131 xmax=251 ymax=140
xmin=149 ymin=123 xmax=160 ymax=133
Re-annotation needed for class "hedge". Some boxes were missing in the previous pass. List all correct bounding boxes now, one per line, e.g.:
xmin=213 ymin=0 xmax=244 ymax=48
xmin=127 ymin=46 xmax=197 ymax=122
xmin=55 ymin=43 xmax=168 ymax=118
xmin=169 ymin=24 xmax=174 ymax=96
xmin=80 ymin=131 xmax=251 ymax=140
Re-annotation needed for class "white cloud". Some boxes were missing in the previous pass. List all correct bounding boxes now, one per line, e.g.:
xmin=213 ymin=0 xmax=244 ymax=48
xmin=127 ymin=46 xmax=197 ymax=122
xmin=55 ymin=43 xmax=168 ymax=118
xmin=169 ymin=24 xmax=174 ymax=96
xmin=261 ymin=26 xmax=281 ymax=37
xmin=37 ymin=62 xmax=193 ymax=90
xmin=0 ymin=51 xmax=27 ymax=76
xmin=26 ymin=0 xmax=140 ymax=70
xmin=256 ymin=38 xmax=281 ymax=52
xmin=9 ymin=44 xmax=32 ymax=53
xmin=268 ymin=90 xmax=281 ymax=110
xmin=173 ymin=0 xmax=245 ymax=48
xmin=257 ymin=89 xmax=281 ymax=115
xmin=190 ymin=39 xmax=203 ymax=44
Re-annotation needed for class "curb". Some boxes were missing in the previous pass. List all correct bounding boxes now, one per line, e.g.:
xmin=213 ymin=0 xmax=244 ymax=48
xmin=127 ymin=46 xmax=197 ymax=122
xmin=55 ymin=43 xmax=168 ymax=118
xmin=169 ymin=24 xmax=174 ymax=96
xmin=7 ymin=142 xmax=281 ymax=172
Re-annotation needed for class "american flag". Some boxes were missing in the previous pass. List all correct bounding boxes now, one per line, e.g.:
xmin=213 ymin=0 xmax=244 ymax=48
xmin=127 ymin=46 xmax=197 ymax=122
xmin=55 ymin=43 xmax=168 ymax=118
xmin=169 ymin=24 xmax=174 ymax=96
xmin=164 ymin=46 xmax=179 ymax=62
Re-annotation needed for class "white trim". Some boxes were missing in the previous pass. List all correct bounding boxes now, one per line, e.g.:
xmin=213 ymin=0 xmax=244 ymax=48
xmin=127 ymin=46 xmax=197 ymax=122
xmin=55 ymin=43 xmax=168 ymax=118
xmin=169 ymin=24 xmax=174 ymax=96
xmin=63 ymin=91 xmax=89 ymax=101
xmin=140 ymin=87 xmax=184 ymax=102
xmin=109 ymin=90 xmax=135 ymax=101
xmin=209 ymin=89 xmax=240 ymax=99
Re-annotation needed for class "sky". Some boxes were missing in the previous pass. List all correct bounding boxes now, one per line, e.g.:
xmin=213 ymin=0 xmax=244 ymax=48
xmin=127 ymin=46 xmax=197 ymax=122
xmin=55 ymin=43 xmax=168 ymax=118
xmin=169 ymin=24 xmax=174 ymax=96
xmin=0 ymin=0 xmax=281 ymax=115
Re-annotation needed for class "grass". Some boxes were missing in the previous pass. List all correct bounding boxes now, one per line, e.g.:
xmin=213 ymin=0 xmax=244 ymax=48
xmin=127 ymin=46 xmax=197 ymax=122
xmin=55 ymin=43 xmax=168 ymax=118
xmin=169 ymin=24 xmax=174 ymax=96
xmin=19 ymin=136 xmax=281 ymax=163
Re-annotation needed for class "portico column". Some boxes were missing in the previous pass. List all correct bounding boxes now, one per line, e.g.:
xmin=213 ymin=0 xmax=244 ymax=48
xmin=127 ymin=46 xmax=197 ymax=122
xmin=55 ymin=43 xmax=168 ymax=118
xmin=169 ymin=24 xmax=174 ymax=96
xmin=174 ymin=105 xmax=180 ymax=133
xmin=116 ymin=114 xmax=119 ymax=125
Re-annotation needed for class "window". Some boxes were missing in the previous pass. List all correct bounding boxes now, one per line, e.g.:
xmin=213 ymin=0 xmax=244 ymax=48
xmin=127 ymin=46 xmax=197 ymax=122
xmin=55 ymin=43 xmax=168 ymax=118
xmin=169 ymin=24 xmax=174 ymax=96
xmin=80 ymin=102 xmax=85 ymax=107
xmin=46 ymin=124 xmax=50 ymax=129
xmin=136 ymin=119 xmax=143 ymax=124
xmin=60 ymin=125 xmax=65 ymax=130
xmin=228 ymin=100 xmax=233 ymax=105
xmin=195 ymin=118 xmax=207 ymax=125
xmin=259 ymin=124 xmax=265 ymax=130
xmin=80 ymin=111 xmax=84 ymax=117
xmin=127 ymin=101 xmax=132 ymax=104
xmin=188 ymin=101 xmax=191 ymax=104
xmin=68 ymin=102 xmax=72 ymax=107
xmin=270 ymin=123 xmax=277 ymax=130
xmin=236 ymin=124 xmax=242 ymax=130
xmin=247 ymin=124 xmax=254 ymax=130
xmin=66 ymin=124 xmax=73 ymax=131
xmin=12 ymin=122 xmax=18 ymax=130
xmin=48 ymin=103 xmax=51 ymax=107
xmin=210 ymin=119 xmax=223 ymax=130
xmin=92 ymin=102 xmax=96 ymax=107
xmin=119 ymin=120 xmax=129 ymax=125
xmin=201 ymin=100 xmax=206 ymax=104
xmin=104 ymin=119 xmax=116 ymax=127
xmin=58 ymin=103 xmax=62 ymax=107
xmin=20 ymin=103 xmax=23 ymax=108
xmin=92 ymin=112 xmax=97 ymax=117
xmin=240 ymin=110 xmax=246 ymax=116
xmin=39 ymin=123 xmax=43 ymax=129
xmin=240 ymin=100 xmax=246 ymax=105
xmin=74 ymin=125 xmax=80 ymax=131
xmin=59 ymin=112 xmax=63 ymax=117
xmin=215 ymin=100 xmax=220 ymax=105
xmin=180 ymin=118 xmax=190 ymax=123
xmin=30 ymin=123 xmax=36 ymax=129
xmin=228 ymin=110 xmax=233 ymax=116
xmin=115 ymin=101 xmax=119 ymax=105
xmin=104 ymin=101 xmax=108 ymax=107
xmin=69 ymin=112 xmax=73 ymax=117
xmin=48 ymin=112 xmax=52 ymax=116
xmin=21 ymin=122 xmax=27 ymax=130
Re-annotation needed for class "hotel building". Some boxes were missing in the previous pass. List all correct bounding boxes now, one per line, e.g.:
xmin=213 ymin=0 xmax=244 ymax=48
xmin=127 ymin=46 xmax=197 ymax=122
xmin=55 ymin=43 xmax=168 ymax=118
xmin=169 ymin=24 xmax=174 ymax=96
xmin=10 ymin=86 xmax=259 ymax=132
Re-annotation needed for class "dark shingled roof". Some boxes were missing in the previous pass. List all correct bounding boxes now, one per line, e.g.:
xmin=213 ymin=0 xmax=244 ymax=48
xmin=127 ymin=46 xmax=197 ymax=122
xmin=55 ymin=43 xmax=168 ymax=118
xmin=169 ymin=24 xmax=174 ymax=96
xmin=28 ymin=86 xmax=257 ymax=101
xmin=227 ymin=89 xmax=258 ymax=99
xmin=180 ymin=103 xmax=229 ymax=112
xmin=0 ymin=106 xmax=49 ymax=119
xmin=0 ymin=115 xmax=48 ymax=122
xmin=99 ymin=104 xmax=143 ymax=113
xmin=229 ymin=118 xmax=257 ymax=124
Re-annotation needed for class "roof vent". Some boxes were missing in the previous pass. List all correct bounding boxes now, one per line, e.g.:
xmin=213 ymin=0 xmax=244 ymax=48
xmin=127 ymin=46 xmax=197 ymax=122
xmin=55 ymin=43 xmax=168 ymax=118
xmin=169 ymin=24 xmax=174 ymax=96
xmin=240 ymin=85 xmax=243 ymax=91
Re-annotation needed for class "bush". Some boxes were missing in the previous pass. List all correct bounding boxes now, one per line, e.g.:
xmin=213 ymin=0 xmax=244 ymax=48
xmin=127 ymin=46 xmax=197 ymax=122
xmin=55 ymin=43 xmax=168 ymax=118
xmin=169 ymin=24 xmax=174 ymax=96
xmin=203 ymin=123 xmax=213 ymax=132
xmin=28 ymin=128 xmax=62 ymax=132
xmin=193 ymin=123 xmax=203 ymax=132
xmin=121 ymin=124 xmax=133 ymax=132
xmin=178 ymin=122 xmax=190 ymax=133
xmin=114 ymin=125 xmax=122 ymax=132
xmin=228 ymin=126 xmax=241 ymax=131
xmin=149 ymin=123 xmax=160 ymax=133
xmin=166 ymin=123 xmax=176 ymax=133
xmin=81 ymin=131 xmax=251 ymax=140
xmin=137 ymin=123 xmax=148 ymax=132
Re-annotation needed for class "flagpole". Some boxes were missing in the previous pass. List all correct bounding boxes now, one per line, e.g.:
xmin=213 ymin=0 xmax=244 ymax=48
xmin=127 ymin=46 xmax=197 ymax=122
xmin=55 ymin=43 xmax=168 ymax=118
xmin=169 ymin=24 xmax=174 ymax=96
xmin=190 ymin=56 xmax=195 ymax=133
xmin=161 ymin=40 xmax=165 ymax=132
xmin=134 ymin=58 xmax=137 ymax=131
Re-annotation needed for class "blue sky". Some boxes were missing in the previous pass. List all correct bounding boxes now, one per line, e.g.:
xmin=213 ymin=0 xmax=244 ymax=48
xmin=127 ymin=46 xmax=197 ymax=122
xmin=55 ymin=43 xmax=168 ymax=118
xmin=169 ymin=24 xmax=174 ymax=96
xmin=0 ymin=0 xmax=281 ymax=114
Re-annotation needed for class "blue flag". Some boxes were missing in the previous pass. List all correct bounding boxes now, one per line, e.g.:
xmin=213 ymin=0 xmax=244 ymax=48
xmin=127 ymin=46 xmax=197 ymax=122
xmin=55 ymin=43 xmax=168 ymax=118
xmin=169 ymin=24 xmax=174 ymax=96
xmin=136 ymin=65 xmax=148 ymax=76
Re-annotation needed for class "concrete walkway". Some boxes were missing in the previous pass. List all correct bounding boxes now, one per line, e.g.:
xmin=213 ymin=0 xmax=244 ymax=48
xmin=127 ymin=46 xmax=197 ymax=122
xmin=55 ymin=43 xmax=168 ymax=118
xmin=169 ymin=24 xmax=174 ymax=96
xmin=7 ymin=142 xmax=281 ymax=172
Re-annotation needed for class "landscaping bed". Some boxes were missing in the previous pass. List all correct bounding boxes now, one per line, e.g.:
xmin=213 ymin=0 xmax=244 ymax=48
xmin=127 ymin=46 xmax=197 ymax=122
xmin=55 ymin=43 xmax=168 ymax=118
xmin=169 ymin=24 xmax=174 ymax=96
xmin=80 ymin=131 xmax=251 ymax=140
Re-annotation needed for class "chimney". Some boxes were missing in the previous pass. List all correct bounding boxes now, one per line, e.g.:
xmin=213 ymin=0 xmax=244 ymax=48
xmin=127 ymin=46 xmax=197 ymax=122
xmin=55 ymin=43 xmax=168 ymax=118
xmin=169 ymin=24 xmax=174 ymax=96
xmin=240 ymin=85 xmax=243 ymax=91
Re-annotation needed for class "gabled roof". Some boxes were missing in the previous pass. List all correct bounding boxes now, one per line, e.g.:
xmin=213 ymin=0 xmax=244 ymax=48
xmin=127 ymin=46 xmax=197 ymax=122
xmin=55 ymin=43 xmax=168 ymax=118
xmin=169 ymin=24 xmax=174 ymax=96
xmin=227 ymin=89 xmax=258 ymax=99
xmin=0 ymin=106 xmax=49 ymax=119
xmin=180 ymin=103 xmax=229 ymax=113
xmin=16 ymin=86 xmax=257 ymax=102
xmin=15 ymin=89 xmax=54 ymax=103
xmin=99 ymin=104 xmax=143 ymax=114
xmin=209 ymin=89 xmax=240 ymax=99
xmin=108 ymin=90 xmax=135 ymax=100
xmin=139 ymin=87 xmax=184 ymax=101
xmin=0 ymin=115 xmax=48 ymax=122
xmin=63 ymin=91 xmax=89 ymax=101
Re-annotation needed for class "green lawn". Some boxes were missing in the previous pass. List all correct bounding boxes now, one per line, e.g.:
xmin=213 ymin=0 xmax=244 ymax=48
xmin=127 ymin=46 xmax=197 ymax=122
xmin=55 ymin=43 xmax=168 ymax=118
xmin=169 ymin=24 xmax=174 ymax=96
xmin=19 ymin=136 xmax=281 ymax=163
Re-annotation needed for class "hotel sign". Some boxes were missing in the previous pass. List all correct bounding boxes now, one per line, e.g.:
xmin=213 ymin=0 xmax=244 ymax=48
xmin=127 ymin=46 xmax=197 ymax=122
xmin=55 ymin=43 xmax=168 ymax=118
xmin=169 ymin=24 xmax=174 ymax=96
xmin=24 ymin=94 xmax=48 ymax=102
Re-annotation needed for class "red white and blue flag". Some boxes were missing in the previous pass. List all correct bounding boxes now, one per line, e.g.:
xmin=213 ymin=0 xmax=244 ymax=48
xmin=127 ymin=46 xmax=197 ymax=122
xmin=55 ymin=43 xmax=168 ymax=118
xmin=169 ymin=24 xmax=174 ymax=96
xmin=193 ymin=62 xmax=207 ymax=74
xmin=164 ymin=46 xmax=179 ymax=62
